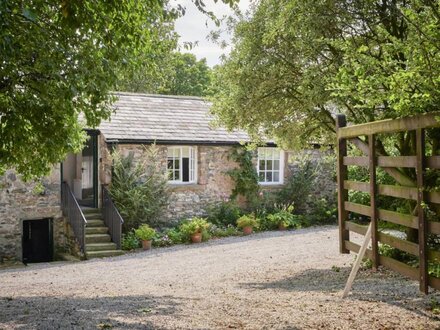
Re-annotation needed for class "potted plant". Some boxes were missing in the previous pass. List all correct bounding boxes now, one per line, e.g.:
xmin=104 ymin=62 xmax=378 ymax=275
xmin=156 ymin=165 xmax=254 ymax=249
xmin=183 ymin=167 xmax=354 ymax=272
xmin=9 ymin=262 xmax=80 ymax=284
xmin=236 ymin=214 xmax=259 ymax=235
xmin=267 ymin=211 xmax=292 ymax=231
xmin=134 ymin=224 xmax=156 ymax=250
xmin=179 ymin=217 xmax=209 ymax=243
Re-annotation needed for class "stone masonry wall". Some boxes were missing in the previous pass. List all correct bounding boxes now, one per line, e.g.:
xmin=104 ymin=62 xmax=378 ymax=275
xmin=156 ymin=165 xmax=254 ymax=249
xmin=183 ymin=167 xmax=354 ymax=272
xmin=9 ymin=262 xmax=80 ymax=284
xmin=0 ymin=167 xmax=74 ymax=261
xmin=106 ymin=144 xmax=238 ymax=225
xmin=104 ymin=143 xmax=336 ymax=225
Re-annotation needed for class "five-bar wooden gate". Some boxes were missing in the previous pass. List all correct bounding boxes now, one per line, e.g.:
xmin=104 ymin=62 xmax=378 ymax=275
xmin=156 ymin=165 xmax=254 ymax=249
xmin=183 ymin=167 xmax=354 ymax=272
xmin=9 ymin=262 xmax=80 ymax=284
xmin=336 ymin=112 xmax=440 ymax=293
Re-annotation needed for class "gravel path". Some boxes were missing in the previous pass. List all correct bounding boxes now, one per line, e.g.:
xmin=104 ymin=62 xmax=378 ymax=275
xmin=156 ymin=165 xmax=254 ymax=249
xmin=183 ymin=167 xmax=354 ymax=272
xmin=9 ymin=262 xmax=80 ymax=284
xmin=1 ymin=226 xmax=439 ymax=329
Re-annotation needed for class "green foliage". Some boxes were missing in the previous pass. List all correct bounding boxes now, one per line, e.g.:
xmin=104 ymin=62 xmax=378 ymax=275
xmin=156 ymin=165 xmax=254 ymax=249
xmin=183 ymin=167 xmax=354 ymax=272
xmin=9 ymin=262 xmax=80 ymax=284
xmin=161 ymin=53 xmax=212 ymax=97
xmin=119 ymin=52 xmax=213 ymax=97
xmin=236 ymin=214 xmax=259 ymax=229
xmin=179 ymin=217 xmax=210 ymax=240
xmin=134 ymin=224 xmax=156 ymax=241
xmin=307 ymin=198 xmax=338 ymax=225
xmin=227 ymin=147 xmax=260 ymax=205
xmin=121 ymin=231 xmax=140 ymax=251
xmin=109 ymin=145 xmax=169 ymax=232
xmin=266 ymin=205 xmax=295 ymax=229
xmin=152 ymin=232 xmax=174 ymax=247
xmin=211 ymin=0 xmax=440 ymax=150
xmin=207 ymin=200 xmax=243 ymax=227
xmin=208 ymin=224 xmax=242 ymax=237
xmin=276 ymin=155 xmax=319 ymax=211
xmin=0 ymin=1 xmax=177 ymax=179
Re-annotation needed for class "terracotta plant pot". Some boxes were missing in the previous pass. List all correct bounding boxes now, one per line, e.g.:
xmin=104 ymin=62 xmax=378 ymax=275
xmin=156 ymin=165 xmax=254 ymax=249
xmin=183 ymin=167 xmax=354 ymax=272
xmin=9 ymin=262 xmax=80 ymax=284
xmin=142 ymin=240 xmax=152 ymax=250
xmin=278 ymin=223 xmax=287 ymax=231
xmin=191 ymin=232 xmax=202 ymax=243
xmin=242 ymin=226 xmax=253 ymax=235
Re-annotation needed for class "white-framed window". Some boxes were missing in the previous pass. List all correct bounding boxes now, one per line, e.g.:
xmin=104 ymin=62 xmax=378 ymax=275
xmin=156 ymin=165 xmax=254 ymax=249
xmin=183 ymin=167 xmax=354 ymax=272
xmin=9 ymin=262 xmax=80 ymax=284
xmin=257 ymin=147 xmax=284 ymax=184
xmin=167 ymin=146 xmax=197 ymax=184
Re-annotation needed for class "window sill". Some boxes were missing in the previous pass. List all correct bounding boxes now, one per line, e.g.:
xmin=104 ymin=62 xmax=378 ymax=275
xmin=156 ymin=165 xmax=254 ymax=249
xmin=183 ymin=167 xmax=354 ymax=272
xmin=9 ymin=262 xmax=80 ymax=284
xmin=259 ymin=183 xmax=285 ymax=189
xmin=168 ymin=183 xmax=205 ymax=192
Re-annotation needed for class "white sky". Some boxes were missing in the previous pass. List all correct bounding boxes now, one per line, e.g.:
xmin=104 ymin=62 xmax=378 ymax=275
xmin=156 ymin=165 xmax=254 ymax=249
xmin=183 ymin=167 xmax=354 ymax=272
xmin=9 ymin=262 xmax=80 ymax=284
xmin=172 ymin=0 xmax=252 ymax=67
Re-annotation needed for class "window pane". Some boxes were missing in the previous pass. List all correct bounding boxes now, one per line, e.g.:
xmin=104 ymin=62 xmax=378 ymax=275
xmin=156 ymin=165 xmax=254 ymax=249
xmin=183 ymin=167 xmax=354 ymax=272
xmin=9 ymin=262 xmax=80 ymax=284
xmin=273 ymin=172 xmax=280 ymax=182
xmin=259 ymin=172 xmax=265 ymax=182
xmin=259 ymin=160 xmax=265 ymax=170
xmin=174 ymin=159 xmax=180 ymax=169
xmin=167 ymin=159 xmax=174 ymax=170
xmin=174 ymin=171 xmax=180 ymax=180
xmin=168 ymin=170 xmax=174 ymax=180
xmin=273 ymin=160 xmax=280 ymax=171
xmin=182 ymin=146 xmax=190 ymax=158
xmin=266 ymin=160 xmax=272 ymax=171
xmin=266 ymin=172 xmax=273 ymax=182
xmin=182 ymin=158 xmax=189 ymax=182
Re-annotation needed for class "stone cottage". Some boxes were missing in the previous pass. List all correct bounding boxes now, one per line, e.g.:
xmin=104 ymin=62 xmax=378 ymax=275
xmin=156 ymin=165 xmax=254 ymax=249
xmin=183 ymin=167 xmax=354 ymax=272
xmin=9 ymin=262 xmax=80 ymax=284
xmin=0 ymin=92 xmax=335 ymax=263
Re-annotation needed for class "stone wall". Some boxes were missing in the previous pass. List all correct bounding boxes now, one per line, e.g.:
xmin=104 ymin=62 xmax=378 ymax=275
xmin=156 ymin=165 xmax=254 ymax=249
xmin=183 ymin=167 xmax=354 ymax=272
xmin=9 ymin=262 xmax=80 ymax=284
xmin=106 ymin=144 xmax=238 ymax=225
xmin=105 ymin=143 xmax=336 ymax=225
xmin=0 ymin=167 xmax=75 ymax=261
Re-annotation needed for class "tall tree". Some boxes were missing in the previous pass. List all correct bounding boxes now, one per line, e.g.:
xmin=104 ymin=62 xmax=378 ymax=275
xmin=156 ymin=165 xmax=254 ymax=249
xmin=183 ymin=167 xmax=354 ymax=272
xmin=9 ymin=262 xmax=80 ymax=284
xmin=160 ymin=52 xmax=212 ymax=96
xmin=211 ymin=0 xmax=440 ymax=151
xmin=0 ymin=0 xmax=238 ymax=179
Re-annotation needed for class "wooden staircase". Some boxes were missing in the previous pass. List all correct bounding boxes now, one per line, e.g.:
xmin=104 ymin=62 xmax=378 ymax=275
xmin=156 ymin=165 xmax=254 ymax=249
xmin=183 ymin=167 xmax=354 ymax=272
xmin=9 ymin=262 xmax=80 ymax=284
xmin=82 ymin=208 xmax=124 ymax=259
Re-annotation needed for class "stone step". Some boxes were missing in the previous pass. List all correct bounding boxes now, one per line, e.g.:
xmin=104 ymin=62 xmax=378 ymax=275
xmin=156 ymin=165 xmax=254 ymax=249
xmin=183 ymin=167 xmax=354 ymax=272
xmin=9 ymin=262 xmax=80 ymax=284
xmin=86 ymin=242 xmax=117 ymax=252
xmin=82 ymin=208 xmax=101 ymax=214
xmin=86 ymin=219 xmax=105 ymax=227
xmin=84 ymin=213 xmax=103 ymax=220
xmin=86 ymin=234 xmax=111 ymax=244
xmin=86 ymin=250 xmax=124 ymax=259
xmin=85 ymin=227 xmax=108 ymax=235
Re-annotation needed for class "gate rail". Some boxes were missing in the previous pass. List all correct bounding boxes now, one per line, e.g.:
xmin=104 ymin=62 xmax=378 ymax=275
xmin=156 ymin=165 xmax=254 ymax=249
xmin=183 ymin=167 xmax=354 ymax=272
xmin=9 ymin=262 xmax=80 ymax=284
xmin=336 ymin=112 xmax=440 ymax=293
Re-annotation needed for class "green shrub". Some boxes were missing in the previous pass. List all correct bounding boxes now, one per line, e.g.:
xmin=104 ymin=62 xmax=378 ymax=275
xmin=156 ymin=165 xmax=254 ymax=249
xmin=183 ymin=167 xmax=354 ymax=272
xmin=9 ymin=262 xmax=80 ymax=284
xmin=109 ymin=145 xmax=169 ymax=232
xmin=152 ymin=232 xmax=173 ymax=247
xmin=276 ymin=155 xmax=318 ymax=212
xmin=134 ymin=224 xmax=156 ymax=241
xmin=236 ymin=214 xmax=259 ymax=229
xmin=208 ymin=224 xmax=241 ymax=237
xmin=265 ymin=204 xmax=295 ymax=229
xmin=207 ymin=200 xmax=242 ymax=227
xmin=166 ymin=228 xmax=184 ymax=244
xmin=179 ymin=217 xmax=210 ymax=241
xmin=307 ymin=198 xmax=337 ymax=225
xmin=121 ymin=231 xmax=140 ymax=250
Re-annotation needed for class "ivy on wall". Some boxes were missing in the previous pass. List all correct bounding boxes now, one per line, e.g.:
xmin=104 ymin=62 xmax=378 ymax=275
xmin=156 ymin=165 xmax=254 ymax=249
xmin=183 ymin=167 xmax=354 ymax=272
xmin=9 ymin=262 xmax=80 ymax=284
xmin=227 ymin=146 xmax=260 ymax=205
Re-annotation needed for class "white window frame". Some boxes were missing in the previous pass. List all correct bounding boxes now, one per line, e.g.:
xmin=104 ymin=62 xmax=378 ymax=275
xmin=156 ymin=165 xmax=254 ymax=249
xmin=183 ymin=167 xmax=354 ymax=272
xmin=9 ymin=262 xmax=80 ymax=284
xmin=257 ymin=147 xmax=284 ymax=185
xmin=167 ymin=146 xmax=197 ymax=184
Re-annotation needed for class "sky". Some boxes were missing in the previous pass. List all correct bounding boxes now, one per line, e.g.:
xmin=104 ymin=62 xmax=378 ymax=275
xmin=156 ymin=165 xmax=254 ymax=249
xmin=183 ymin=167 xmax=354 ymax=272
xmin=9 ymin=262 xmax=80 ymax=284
xmin=172 ymin=0 xmax=252 ymax=67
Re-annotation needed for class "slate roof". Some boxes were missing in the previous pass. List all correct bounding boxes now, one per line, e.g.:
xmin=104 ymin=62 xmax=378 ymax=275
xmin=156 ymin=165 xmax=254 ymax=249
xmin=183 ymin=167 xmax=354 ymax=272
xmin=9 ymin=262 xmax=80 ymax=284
xmin=97 ymin=92 xmax=251 ymax=144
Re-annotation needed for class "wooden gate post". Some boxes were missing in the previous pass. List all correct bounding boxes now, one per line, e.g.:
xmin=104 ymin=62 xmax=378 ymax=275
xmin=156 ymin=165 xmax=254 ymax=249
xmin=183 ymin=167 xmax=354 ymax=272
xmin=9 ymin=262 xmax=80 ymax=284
xmin=416 ymin=128 xmax=428 ymax=294
xmin=369 ymin=134 xmax=379 ymax=270
xmin=336 ymin=114 xmax=349 ymax=254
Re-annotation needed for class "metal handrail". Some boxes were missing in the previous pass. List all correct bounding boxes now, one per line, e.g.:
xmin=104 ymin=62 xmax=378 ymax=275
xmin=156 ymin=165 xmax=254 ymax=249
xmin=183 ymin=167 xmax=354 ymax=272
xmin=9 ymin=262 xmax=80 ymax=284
xmin=61 ymin=182 xmax=87 ymax=253
xmin=102 ymin=185 xmax=124 ymax=249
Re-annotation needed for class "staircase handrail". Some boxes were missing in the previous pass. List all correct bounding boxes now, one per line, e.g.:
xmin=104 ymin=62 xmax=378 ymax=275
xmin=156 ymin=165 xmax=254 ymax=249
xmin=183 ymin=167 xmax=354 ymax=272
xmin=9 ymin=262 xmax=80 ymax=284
xmin=102 ymin=185 xmax=124 ymax=249
xmin=61 ymin=182 xmax=87 ymax=253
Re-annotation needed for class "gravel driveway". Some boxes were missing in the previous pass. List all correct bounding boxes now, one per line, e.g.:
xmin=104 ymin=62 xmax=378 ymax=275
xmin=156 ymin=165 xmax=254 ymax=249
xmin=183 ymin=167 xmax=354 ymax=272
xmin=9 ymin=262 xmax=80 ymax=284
xmin=1 ymin=226 xmax=439 ymax=329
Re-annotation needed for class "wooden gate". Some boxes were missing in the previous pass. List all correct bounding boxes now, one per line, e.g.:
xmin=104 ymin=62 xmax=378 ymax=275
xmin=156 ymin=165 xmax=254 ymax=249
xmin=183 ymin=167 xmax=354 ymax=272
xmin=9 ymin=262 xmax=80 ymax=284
xmin=336 ymin=112 xmax=440 ymax=293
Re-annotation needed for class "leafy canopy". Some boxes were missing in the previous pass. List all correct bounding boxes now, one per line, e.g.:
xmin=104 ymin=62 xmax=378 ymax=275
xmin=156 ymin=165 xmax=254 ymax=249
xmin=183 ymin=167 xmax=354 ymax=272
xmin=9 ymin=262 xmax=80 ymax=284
xmin=0 ymin=0 xmax=238 ymax=179
xmin=210 ymin=0 xmax=440 ymax=149
xmin=118 ymin=52 xmax=213 ymax=97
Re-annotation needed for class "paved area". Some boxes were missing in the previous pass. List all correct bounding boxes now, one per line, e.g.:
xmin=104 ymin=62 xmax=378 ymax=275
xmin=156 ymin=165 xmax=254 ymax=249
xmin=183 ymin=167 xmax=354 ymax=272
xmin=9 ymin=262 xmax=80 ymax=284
xmin=0 ymin=226 xmax=439 ymax=329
